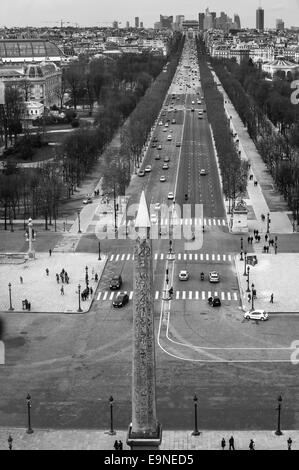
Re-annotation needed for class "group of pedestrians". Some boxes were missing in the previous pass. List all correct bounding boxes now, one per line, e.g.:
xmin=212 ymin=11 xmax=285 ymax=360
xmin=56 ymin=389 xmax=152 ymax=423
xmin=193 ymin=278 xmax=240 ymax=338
xmin=56 ymin=269 xmax=69 ymax=284
xmin=221 ymin=436 xmax=293 ymax=450
xmin=113 ymin=440 xmax=123 ymax=450
xmin=81 ymin=286 xmax=93 ymax=301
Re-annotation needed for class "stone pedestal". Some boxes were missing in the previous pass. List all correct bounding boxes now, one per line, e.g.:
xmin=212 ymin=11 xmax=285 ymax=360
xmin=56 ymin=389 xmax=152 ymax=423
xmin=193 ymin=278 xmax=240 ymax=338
xmin=127 ymin=423 xmax=162 ymax=450
xmin=230 ymin=199 xmax=248 ymax=234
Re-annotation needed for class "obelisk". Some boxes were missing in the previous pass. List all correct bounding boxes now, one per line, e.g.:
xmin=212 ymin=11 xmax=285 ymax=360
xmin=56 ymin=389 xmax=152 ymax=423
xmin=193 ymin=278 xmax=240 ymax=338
xmin=127 ymin=191 xmax=162 ymax=450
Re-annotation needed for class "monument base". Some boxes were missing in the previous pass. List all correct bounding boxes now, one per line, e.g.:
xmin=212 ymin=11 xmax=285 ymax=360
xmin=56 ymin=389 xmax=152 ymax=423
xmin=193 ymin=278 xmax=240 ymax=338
xmin=27 ymin=251 xmax=35 ymax=259
xmin=126 ymin=423 xmax=162 ymax=450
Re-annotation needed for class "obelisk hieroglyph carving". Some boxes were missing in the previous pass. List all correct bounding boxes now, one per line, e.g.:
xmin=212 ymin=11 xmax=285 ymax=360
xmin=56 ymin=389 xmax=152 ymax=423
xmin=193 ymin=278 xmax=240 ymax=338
xmin=127 ymin=191 xmax=162 ymax=450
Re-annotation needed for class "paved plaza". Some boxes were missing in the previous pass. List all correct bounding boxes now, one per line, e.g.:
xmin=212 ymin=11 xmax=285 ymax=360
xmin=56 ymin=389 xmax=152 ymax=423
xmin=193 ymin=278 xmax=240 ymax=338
xmin=0 ymin=253 xmax=106 ymax=313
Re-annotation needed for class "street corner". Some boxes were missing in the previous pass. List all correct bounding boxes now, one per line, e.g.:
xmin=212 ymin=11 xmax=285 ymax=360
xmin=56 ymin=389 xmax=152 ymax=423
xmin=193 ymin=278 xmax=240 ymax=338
xmin=0 ymin=252 xmax=108 ymax=313
xmin=235 ymin=253 xmax=299 ymax=313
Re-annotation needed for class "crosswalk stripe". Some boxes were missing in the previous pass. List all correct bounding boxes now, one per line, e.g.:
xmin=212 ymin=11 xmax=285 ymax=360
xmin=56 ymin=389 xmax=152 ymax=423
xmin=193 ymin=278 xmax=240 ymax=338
xmin=161 ymin=254 xmax=164 ymax=260
xmin=155 ymin=254 xmax=158 ymax=260
xmin=126 ymin=254 xmax=131 ymax=261
xmin=109 ymin=292 xmax=114 ymax=300
xmin=155 ymin=291 xmax=159 ymax=300
xmin=189 ymin=291 xmax=192 ymax=300
xmin=228 ymin=255 xmax=232 ymax=261
xmin=97 ymin=292 xmax=102 ymax=300
xmin=200 ymin=254 xmax=204 ymax=260
xmin=121 ymin=254 xmax=125 ymax=261
xmin=227 ymin=292 xmax=231 ymax=300
xmin=195 ymin=291 xmax=199 ymax=300
xmin=176 ymin=291 xmax=180 ymax=299
xmin=103 ymin=292 xmax=108 ymax=300
xmin=184 ymin=254 xmax=187 ymax=261
xmin=129 ymin=291 xmax=134 ymax=300
xmin=208 ymin=291 xmax=211 ymax=298
xmin=208 ymin=219 xmax=211 ymax=225
xmin=218 ymin=220 xmax=221 ymax=226
xmin=110 ymin=254 xmax=114 ymax=261
xmin=233 ymin=292 xmax=238 ymax=300
xmin=217 ymin=254 xmax=221 ymax=261
xmin=223 ymin=255 xmax=226 ymax=261
xmin=195 ymin=254 xmax=198 ymax=261
xmin=202 ymin=291 xmax=206 ymax=300
xmin=213 ymin=219 xmax=216 ymax=225
xmin=115 ymin=254 xmax=119 ymax=261
xmin=212 ymin=254 xmax=215 ymax=261
xmin=178 ymin=253 xmax=181 ymax=260
xmin=182 ymin=291 xmax=186 ymax=300
xmin=221 ymin=292 xmax=225 ymax=300
xmin=222 ymin=219 xmax=226 ymax=225
xmin=214 ymin=291 xmax=218 ymax=297
xmin=206 ymin=254 xmax=209 ymax=261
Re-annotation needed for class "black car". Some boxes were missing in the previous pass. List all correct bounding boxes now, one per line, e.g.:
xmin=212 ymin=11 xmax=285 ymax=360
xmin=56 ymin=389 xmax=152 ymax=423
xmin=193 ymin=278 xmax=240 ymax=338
xmin=110 ymin=275 xmax=122 ymax=290
xmin=113 ymin=292 xmax=129 ymax=308
xmin=208 ymin=296 xmax=221 ymax=307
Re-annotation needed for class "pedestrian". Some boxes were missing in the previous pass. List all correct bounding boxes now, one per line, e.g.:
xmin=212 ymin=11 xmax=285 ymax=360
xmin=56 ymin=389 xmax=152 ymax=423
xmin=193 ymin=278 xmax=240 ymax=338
xmin=254 ymin=181 xmax=258 ymax=187
xmin=270 ymin=293 xmax=274 ymax=303
xmin=28 ymin=302 xmax=31 ymax=311
xmin=81 ymin=292 xmax=84 ymax=301
xmin=20 ymin=276 xmax=23 ymax=284
xmin=46 ymin=268 xmax=49 ymax=276
xmin=95 ymin=273 xmax=98 ymax=282
xmin=56 ymin=273 xmax=59 ymax=283
xmin=65 ymin=274 xmax=69 ymax=284
xmin=258 ymin=235 xmax=261 ymax=242
xmin=248 ymin=293 xmax=251 ymax=303
xmin=256 ymin=229 xmax=259 ymax=236
xmin=229 ymin=435 xmax=235 ymax=450
xmin=265 ymin=234 xmax=268 ymax=242
xmin=118 ymin=440 xmax=123 ymax=450
xmin=263 ymin=245 xmax=266 ymax=253
xmin=287 ymin=437 xmax=292 ymax=450
xmin=253 ymin=289 xmax=257 ymax=299
xmin=247 ymin=236 xmax=250 ymax=244
xmin=266 ymin=246 xmax=269 ymax=253
xmin=60 ymin=285 xmax=64 ymax=295
xmin=90 ymin=287 xmax=93 ymax=296
xmin=251 ymin=236 xmax=254 ymax=244
xmin=221 ymin=437 xmax=226 ymax=450
xmin=249 ymin=439 xmax=255 ymax=450
xmin=113 ymin=440 xmax=119 ymax=450
xmin=49 ymin=249 xmax=52 ymax=257
xmin=255 ymin=235 xmax=258 ymax=242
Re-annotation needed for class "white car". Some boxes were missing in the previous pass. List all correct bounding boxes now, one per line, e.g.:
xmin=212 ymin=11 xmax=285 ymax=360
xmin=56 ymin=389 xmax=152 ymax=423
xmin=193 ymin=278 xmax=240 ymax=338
xmin=160 ymin=175 xmax=166 ymax=182
xmin=197 ymin=100 xmax=201 ymax=104
xmin=162 ymin=163 xmax=169 ymax=170
xmin=158 ymin=121 xmax=163 ymax=126
xmin=167 ymin=192 xmax=174 ymax=200
xmin=167 ymin=135 xmax=172 ymax=141
xmin=244 ymin=309 xmax=269 ymax=321
xmin=179 ymin=270 xmax=190 ymax=281
xmin=200 ymin=169 xmax=207 ymax=175
xmin=154 ymin=203 xmax=161 ymax=211
xmin=191 ymin=100 xmax=195 ymax=104
xmin=164 ymin=122 xmax=169 ymax=128
xmin=209 ymin=271 xmax=220 ymax=283
xmin=157 ymin=144 xmax=162 ymax=150
xmin=145 ymin=165 xmax=152 ymax=172
xmin=83 ymin=197 xmax=92 ymax=204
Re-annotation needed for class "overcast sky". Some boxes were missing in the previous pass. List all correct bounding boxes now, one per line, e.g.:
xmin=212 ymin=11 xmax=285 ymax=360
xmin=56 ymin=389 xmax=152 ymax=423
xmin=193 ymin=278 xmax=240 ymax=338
xmin=1 ymin=0 xmax=298 ymax=29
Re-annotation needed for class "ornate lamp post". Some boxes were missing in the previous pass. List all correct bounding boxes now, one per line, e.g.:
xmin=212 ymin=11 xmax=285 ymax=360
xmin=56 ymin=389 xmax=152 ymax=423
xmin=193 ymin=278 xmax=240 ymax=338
xmin=8 ymin=435 xmax=13 ymax=450
xmin=240 ymin=251 xmax=244 ymax=261
xmin=246 ymin=266 xmax=250 ymax=292
xmin=77 ymin=284 xmax=83 ymax=313
xmin=240 ymin=237 xmax=243 ymax=251
xmin=8 ymin=283 xmax=14 ymax=311
xmin=26 ymin=393 xmax=34 ymax=434
xmin=243 ymin=251 xmax=247 ymax=276
xmin=77 ymin=210 xmax=81 ymax=234
xmin=191 ymin=394 xmax=200 ymax=436
xmin=267 ymin=212 xmax=270 ymax=234
xmin=98 ymin=242 xmax=101 ymax=260
xmin=85 ymin=266 xmax=89 ymax=288
xmin=251 ymin=283 xmax=255 ymax=311
xmin=275 ymin=395 xmax=283 ymax=436
xmin=108 ymin=395 xmax=116 ymax=435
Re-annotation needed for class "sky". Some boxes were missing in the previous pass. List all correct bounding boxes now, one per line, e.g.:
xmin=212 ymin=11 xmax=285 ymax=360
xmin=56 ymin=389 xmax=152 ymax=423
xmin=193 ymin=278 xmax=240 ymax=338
xmin=1 ymin=0 xmax=298 ymax=29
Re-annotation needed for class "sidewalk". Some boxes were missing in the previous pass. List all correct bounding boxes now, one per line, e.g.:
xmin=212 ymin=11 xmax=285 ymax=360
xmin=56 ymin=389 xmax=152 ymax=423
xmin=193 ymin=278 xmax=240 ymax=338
xmin=211 ymin=69 xmax=294 ymax=235
xmin=0 ymin=427 xmax=297 ymax=450
xmin=0 ymin=253 xmax=106 ymax=313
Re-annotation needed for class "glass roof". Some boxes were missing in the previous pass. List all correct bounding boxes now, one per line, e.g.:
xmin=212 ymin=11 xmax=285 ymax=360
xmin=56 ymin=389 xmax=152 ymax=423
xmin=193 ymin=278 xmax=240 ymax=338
xmin=0 ymin=40 xmax=63 ymax=58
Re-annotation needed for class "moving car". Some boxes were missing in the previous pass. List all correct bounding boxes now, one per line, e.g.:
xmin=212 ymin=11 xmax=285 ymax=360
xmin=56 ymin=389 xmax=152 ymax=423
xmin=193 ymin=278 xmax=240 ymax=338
xmin=151 ymin=142 xmax=157 ymax=148
xmin=164 ymin=157 xmax=170 ymax=162
xmin=158 ymin=121 xmax=163 ymax=126
xmin=162 ymin=163 xmax=169 ymax=170
xmin=150 ymin=213 xmax=158 ymax=224
xmin=179 ymin=270 xmax=190 ymax=281
xmin=155 ymin=154 xmax=161 ymax=160
xmin=167 ymin=135 xmax=172 ymax=141
xmin=145 ymin=165 xmax=152 ymax=172
xmin=138 ymin=170 xmax=145 ymax=177
xmin=112 ymin=292 xmax=129 ymax=308
xmin=209 ymin=271 xmax=220 ymax=283
xmin=172 ymin=119 xmax=176 ymax=124
xmin=83 ymin=197 xmax=92 ymax=204
xmin=160 ymin=175 xmax=166 ymax=182
xmin=200 ymin=169 xmax=207 ymax=175
xmin=157 ymin=144 xmax=162 ymax=150
xmin=110 ymin=275 xmax=122 ymax=290
xmin=244 ymin=309 xmax=269 ymax=321
xmin=176 ymin=142 xmax=181 ymax=147
xmin=154 ymin=203 xmax=161 ymax=211
xmin=191 ymin=108 xmax=195 ymax=112
xmin=208 ymin=296 xmax=221 ymax=307
xmin=167 ymin=192 xmax=174 ymax=200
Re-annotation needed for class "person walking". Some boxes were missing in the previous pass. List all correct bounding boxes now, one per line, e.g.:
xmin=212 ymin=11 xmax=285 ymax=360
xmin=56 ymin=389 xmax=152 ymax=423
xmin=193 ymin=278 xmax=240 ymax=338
xmin=270 ymin=293 xmax=274 ymax=303
xmin=46 ymin=268 xmax=49 ymax=276
xmin=248 ymin=293 xmax=251 ymax=303
xmin=60 ymin=285 xmax=64 ymax=296
xmin=118 ymin=440 xmax=123 ymax=450
xmin=249 ymin=439 xmax=255 ymax=450
xmin=113 ymin=440 xmax=119 ymax=450
xmin=20 ymin=276 xmax=23 ymax=284
xmin=28 ymin=302 xmax=31 ymax=311
xmin=229 ymin=436 xmax=235 ymax=450
xmin=90 ymin=287 xmax=93 ymax=296
xmin=49 ymin=249 xmax=52 ymax=257
xmin=56 ymin=273 xmax=60 ymax=284
xmin=287 ymin=437 xmax=292 ymax=450
xmin=221 ymin=437 xmax=226 ymax=450
xmin=265 ymin=234 xmax=268 ymax=242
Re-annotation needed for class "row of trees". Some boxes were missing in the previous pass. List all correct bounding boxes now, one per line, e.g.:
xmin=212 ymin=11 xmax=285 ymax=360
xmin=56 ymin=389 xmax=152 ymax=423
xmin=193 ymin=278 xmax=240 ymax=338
xmin=196 ymin=39 xmax=249 ymax=211
xmin=210 ymin=55 xmax=299 ymax=220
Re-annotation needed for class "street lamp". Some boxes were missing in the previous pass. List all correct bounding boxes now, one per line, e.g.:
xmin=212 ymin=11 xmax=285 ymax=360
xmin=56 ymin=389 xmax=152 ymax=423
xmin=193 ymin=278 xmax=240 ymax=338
xmin=192 ymin=394 xmax=200 ymax=436
xmin=108 ymin=395 xmax=116 ymax=435
xmin=251 ymin=283 xmax=255 ymax=311
xmin=240 ymin=237 xmax=243 ymax=251
xmin=77 ymin=284 xmax=83 ymax=313
xmin=267 ymin=212 xmax=270 ymax=234
xmin=243 ymin=251 xmax=247 ymax=276
xmin=8 ymin=434 xmax=13 ymax=450
xmin=275 ymin=395 xmax=283 ymax=436
xmin=77 ymin=210 xmax=81 ymax=234
xmin=98 ymin=242 xmax=101 ymax=260
xmin=26 ymin=393 xmax=34 ymax=434
xmin=85 ymin=266 xmax=89 ymax=288
xmin=8 ymin=283 xmax=14 ymax=311
xmin=246 ymin=266 xmax=250 ymax=292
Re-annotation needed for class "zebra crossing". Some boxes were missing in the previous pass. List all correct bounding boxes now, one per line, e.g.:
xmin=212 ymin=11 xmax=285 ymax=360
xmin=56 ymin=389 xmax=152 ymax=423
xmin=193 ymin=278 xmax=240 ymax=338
xmin=108 ymin=253 xmax=233 ymax=263
xmin=120 ymin=217 xmax=227 ymax=227
xmin=96 ymin=290 xmax=239 ymax=302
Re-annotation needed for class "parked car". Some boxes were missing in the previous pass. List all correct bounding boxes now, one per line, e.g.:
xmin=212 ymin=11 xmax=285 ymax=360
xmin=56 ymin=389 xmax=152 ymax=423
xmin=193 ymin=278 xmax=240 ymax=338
xmin=164 ymin=157 xmax=170 ymax=162
xmin=112 ymin=292 xmax=129 ymax=308
xmin=155 ymin=154 xmax=161 ymax=160
xmin=110 ymin=275 xmax=122 ymax=290
xmin=244 ymin=309 xmax=269 ymax=321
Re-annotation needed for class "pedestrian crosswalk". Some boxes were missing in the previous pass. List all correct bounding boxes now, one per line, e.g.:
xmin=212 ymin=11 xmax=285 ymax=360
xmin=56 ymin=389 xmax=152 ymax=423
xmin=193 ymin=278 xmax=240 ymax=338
xmin=120 ymin=217 xmax=227 ymax=228
xmin=108 ymin=253 xmax=233 ymax=263
xmin=96 ymin=290 xmax=239 ymax=302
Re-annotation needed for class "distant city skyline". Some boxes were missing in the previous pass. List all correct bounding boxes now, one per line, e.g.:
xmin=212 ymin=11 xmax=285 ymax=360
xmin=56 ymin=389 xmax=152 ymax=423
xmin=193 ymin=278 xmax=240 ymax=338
xmin=0 ymin=0 xmax=298 ymax=29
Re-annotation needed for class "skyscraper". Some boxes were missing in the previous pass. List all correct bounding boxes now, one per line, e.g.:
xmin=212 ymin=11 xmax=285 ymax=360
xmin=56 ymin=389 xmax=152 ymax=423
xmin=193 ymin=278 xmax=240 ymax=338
xmin=135 ymin=17 xmax=139 ymax=28
xmin=276 ymin=19 xmax=285 ymax=30
xmin=140 ymin=21 xmax=143 ymax=28
xmin=198 ymin=13 xmax=205 ymax=30
xmin=175 ymin=15 xmax=185 ymax=30
xmin=210 ymin=12 xmax=216 ymax=28
xmin=234 ymin=14 xmax=241 ymax=29
xmin=160 ymin=15 xmax=173 ymax=29
xmin=256 ymin=7 xmax=264 ymax=32
xmin=126 ymin=21 xmax=130 ymax=28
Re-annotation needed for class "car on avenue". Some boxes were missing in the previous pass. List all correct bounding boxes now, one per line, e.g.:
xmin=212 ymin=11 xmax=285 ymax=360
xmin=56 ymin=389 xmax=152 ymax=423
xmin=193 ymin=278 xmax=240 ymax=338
xmin=172 ymin=119 xmax=176 ymax=124
xmin=83 ymin=197 xmax=93 ymax=204
xmin=164 ymin=157 xmax=170 ymax=162
xmin=200 ymin=169 xmax=207 ymax=175
xmin=167 ymin=192 xmax=174 ymax=200
xmin=208 ymin=296 xmax=221 ymax=307
xmin=162 ymin=163 xmax=169 ymax=170
xmin=176 ymin=142 xmax=181 ymax=147
xmin=209 ymin=271 xmax=220 ymax=283
xmin=167 ymin=135 xmax=172 ymax=141
xmin=157 ymin=144 xmax=162 ymax=150
xmin=112 ymin=292 xmax=129 ymax=308
xmin=160 ymin=175 xmax=166 ymax=182
xmin=244 ymin=309 xmax=269 ymax=321
xmin=145 ymin=165 xmax=152 ymax=172
xmin=155 ymin=154 xmax=161 ymax=160
xmin=138 ymin=170 xmax=145 ymax=177
xmin=110 ymin=275 xmax=122 ymax=290
xmin=154 ymin=203 xmax=161 ymax=211
xmin=179 ymin=270 xmax=190 ymax=281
